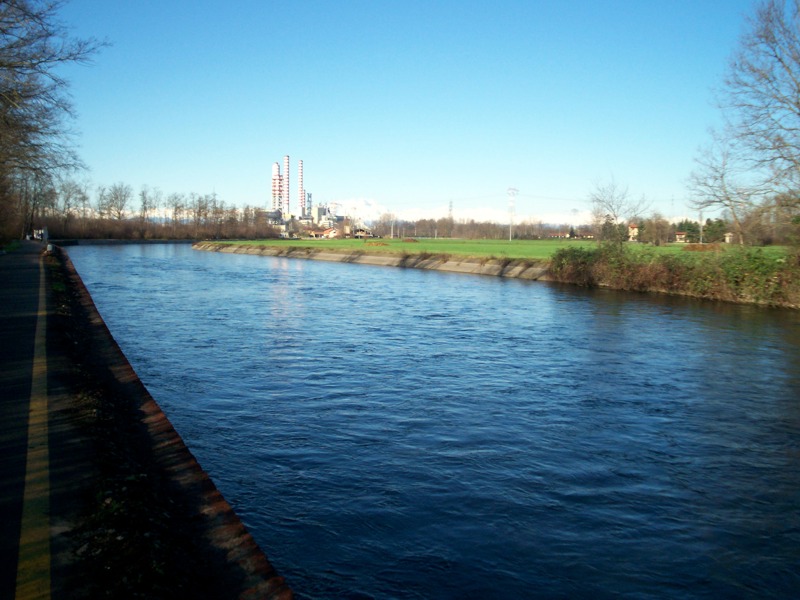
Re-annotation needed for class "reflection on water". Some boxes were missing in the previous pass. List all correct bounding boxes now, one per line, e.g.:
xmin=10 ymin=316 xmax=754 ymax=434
xmin=67 ymin=244 xmax=800 ymax=599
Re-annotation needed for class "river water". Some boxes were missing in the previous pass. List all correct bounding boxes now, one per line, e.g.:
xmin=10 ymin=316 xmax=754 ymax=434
xmin=66 ymin=243 xmax=800 ymax=599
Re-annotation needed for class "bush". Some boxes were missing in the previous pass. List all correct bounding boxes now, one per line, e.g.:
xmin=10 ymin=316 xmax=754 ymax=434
xmin=549 ymin=247 xmax=597 ymax=286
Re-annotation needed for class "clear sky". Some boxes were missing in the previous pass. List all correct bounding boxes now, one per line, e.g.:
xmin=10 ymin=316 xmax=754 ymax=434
xmin=58 ymin=0 xmax=758 ymax=225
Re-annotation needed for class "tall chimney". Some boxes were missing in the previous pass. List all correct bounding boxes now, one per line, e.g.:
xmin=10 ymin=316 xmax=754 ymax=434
xmin=283 ymin=155 xmax=290 ymax=215
xmin=271 ymin=162 xmax=281 ymax=212
xmin=298 ymin=160 xmax=305 ymax=217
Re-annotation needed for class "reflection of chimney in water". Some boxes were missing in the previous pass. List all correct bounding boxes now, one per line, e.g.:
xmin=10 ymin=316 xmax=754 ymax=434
xmin=298 ymin=160 xmax=305 ymax=217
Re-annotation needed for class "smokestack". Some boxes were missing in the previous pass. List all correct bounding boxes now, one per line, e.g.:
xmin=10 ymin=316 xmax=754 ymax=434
xmin=298 ymin=160 xmax=305 ymax=217
xmin=283 ymin=155 xmax=290 ymax=215
xmin=271 ymin=162 xmax=281 ymax=212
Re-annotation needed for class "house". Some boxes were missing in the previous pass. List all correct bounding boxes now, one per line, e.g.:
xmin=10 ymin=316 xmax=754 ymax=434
xmin=628 ymin=223 xmax=639 ymax=242
xmin=353 ymin=228 xmax=374 ymax=238
xmin=724 ymin=232 xmax=735 ymax=244
xmin=675 ymin=231 xmax=687 ymax=243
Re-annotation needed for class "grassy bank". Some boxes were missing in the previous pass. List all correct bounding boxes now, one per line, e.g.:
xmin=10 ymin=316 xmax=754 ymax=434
xmin=549 ymin=244 xmax=800 ymax=307
xmin=228 ymin=237 xmax=595 ymax=260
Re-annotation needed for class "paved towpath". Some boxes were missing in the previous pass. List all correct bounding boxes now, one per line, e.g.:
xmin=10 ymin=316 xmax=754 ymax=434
xmin=0 ymin=240 xmax=50 ymax=599
xmin=0 ymin=240 xmax=85 ymax=599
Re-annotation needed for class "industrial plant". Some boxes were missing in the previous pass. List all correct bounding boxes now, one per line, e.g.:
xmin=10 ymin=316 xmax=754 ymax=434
xmin=268 ymin=155 xmax=361 ymax=238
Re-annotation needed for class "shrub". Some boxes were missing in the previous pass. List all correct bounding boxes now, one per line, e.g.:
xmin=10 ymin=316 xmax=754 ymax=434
xmin=549 ymin=247 xmax=597 ymax=286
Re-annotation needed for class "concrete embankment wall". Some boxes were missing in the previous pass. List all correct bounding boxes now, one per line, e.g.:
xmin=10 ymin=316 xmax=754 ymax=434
xmin=58 ymin=246 xmax=292 ymax=599
xmin=193 ymin=241 xmax=551 ymax=281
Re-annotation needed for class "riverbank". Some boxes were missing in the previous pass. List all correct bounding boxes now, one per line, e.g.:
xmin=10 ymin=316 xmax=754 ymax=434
xmin=35 ymin=244 xmax=292 ymax=598
xmin=192 ymin=241 xmax=549 ymax=280
xmin=194 ymin=241 xmax=800 ymax=309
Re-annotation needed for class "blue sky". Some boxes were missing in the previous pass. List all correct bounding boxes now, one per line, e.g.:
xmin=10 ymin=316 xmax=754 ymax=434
xmin=59 ymin=0 xmax=757 ymax=224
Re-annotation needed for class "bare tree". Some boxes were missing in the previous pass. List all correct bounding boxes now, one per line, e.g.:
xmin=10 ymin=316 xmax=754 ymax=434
xmin=106 ymin=182 xmax=132 ymax=220
xmin=722 ymin=0 xmax=800 ymax=192
xmin=688 ymin=134 xmax=763 ymax=244
xmin=165 ymin=192 xmax=185 ymax=235
xmin=56 ymin=178 xmax=83 ymax=232
xmin=589 ymin=178 xmax=650 ymax=246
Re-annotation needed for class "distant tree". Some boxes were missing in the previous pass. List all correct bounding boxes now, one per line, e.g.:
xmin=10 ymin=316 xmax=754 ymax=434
xmin=639 ymin=212 xmax=671 ymax=246
xmin=703 ymin=218 xmax=729 ymax=243
xmin=16 ymin=173 xmax=55 ymax=236
xmin=688 ymin=133 xmax=762 ymax=244
xmin=770 ymin=191 xmax=800 ymax=242
xmin=371 ymin=212 xmax=396 ymax=238
xmin=106 ymin=182 xmax=132 ymax=220
xmin=435 ymin=216 xmax=452 ymax=238
xmin=675 ymin=219 xmax=701 ymax=243
xmin=95 ymin=185 xmax=109 ymax=219
xmin=56 ymin=178 xmax=85 ymax=233
xmin=189 ymin=193 xmax=208 ymax=237
xmin=589 ymin=179 xmax=649 ymax=246
xmin=138 ymin=185 xmax=159 ymax=222
xmin=165 ymin=192 xmax=185 ymax=235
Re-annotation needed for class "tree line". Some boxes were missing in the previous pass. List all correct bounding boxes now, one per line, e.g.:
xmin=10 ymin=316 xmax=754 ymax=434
xmin=25 ymin=180 xmax=279 ymax=240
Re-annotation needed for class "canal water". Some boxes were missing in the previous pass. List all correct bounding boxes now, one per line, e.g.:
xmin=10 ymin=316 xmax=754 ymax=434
xmin=66 ymin=243 xmax=800 ymax=599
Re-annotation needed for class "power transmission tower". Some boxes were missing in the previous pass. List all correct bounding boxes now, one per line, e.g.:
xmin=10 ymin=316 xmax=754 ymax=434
xmin=507 ymin=187 xmax=519 ymax=241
